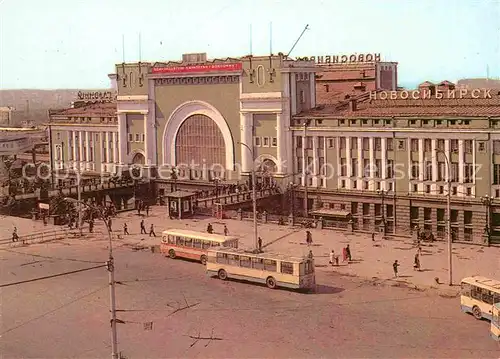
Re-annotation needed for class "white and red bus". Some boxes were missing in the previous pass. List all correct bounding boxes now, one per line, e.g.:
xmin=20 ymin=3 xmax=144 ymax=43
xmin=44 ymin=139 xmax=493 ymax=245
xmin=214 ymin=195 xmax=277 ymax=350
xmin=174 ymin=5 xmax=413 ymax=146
xmin=161 ymin=229 xmax=239 ymax=265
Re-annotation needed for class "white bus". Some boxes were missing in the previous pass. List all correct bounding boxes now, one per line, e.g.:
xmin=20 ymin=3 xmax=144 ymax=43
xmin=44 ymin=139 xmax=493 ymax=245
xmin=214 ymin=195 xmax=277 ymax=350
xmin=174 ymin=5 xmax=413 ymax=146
xmin=206 ymin=248 xmax=316 ymax=291
xmin=460 ymin=276 xmax=500 ymax=320
xmin=161 ymin=229 xmax=239 ymax=265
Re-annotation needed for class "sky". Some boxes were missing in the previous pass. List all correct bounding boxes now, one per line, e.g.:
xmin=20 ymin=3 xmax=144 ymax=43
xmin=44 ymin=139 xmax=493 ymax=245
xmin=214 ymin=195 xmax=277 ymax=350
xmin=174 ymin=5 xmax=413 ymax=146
xmin=0 ymin=0 xmax=499 ymax=90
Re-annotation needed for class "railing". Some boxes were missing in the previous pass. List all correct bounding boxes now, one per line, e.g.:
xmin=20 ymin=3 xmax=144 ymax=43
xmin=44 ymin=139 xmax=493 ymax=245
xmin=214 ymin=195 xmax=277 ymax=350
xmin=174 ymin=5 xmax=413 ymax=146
xmin=0 ymin=228 xmax=73 ymax=246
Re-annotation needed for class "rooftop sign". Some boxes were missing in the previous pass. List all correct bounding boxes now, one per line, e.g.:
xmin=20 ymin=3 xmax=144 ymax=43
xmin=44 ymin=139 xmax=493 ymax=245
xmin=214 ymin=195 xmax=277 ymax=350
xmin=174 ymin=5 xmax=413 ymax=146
xmin=296 ymin=53 xmax=381 ymax=64
xmin=370 ymin=89 xmax=493 ymax=100
xmin=151 ymin=63 xmax=242 ymax=74
xmin=77 ymin=91 xmax=114 ymax=101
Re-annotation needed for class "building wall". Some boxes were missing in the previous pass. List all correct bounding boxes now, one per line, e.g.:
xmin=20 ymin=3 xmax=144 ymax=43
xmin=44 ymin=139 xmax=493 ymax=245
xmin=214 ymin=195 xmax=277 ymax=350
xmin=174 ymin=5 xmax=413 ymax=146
xmin=241 ymin=57 xmax=282 ymax=94
xmin=290 ymin=117 xmax=500 ymax=244
xmin=115 ymin=63 xmax=150 ymax=97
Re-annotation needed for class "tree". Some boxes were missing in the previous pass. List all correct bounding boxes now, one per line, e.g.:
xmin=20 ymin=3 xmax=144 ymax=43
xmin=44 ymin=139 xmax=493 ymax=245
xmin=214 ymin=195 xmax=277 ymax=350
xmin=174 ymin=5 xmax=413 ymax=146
xmin=49 ymin=194 xmax=76 ymax=218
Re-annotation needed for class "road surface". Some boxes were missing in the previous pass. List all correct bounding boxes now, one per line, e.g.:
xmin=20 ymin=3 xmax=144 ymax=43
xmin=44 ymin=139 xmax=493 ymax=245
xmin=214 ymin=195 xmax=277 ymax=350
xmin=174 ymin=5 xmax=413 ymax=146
xmin=1 ymin=239 xmax=498 ymax=358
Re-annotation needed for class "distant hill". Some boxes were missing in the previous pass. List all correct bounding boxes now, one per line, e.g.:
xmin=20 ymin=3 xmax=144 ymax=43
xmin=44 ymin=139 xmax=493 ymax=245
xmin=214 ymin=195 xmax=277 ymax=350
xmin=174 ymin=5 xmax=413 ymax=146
xmin=456 ymin=78 xmax=500 ymax=90
xmin=0 ymin=89 xmax=109 ymax=126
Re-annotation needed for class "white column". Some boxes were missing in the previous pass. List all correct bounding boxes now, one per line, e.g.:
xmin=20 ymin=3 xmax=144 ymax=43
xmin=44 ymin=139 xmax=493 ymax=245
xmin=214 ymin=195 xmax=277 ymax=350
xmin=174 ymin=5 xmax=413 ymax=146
xmin=143 ymin=113 xmax=149 ymax=164
xmin=312 ymin=136 xmax=318 ymax=187
xmin=431 ymin=139 xmax=438 ymax=193
xmin=112 ymin=132 xmax=118 ymax=164
xmin=105 ymin=131 xmax=110 ymax=167
xmin=336 ymin=137 xmax=341 ymax=188
xmin=458 ymin=139 xmax=464 ymax=183
xmin=345 ymin=137 xmax=351 ymax=176
xmin=78 ymin=131 xmax=83 ymax=171
xmin=276 ymin=113 xmax=285 ymax=174
xmin=301 ymin=134 xmax=306 ymax=186
xmin=357 ymin=138 xmax=363 ymax=180
xmin=72 ymin=131 xmax=77 ymax=169
xmin=381 ymin=138 xmax=387 ymax=190
xmin=418 ymin=138 xmax=424 ymax=180
xmin=445 ymin=139 xmax=450 ymax=195
xmin=369 ymin=137 xmax=375 ymax=189
xmin=291 ymin=73 xmax=297 ymax=115
xmin=472 ymin=140 xmax=476 ymax=185
xmin=85 ymin=131 xmax=90 ymax=170
xmin=309 ymin=73 xmax=316 ymax=108
xmin=407 ymin=139 xmax=412 ymax=193
xmin=117 ymin=113 xmax=127 ymax=165
xmin=240 ymin=112 xmax=253 ymax=173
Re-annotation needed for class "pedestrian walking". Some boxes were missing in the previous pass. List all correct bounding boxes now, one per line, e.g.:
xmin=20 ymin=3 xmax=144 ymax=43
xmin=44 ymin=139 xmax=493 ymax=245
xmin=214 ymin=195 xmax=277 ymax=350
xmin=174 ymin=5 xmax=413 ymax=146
xmin=224 ymin=225 xmax=229 ymax=236
xmin=107 ymin=218 xmax=113 ymax=232
xmin=258 ymin=237 xmax=262 ymax=251
xmin=149 ymin=224 xmax=156 ymax=237
xmin=12 ymin=227 xmax=18 ymax=242
xmin=413 ymin=252 xmax=421 ymax=271
xmin=140 ymin=219 xmax=147 ymax=234
xmin=342 ymin=247 xmax=348 ymax=262
xmin=346 ymin=244 xmax=352 ymax=261
xmin=306 ymin=231 xmax=312 ymax=246
xmin=207 ymin=223 xmax=213 ymax=234
xmin=329 ymin=250 xmax=335 ymax=266
xmin=146 ymin=205 xmax=150 ymax=217
xmin=371 ymin=232 xmax=375 ymax=242
xmin=393 ymin=260 xmax=400 ymax=278
xmin=89 ymin=220 xmax=94 ymax=233
xmin=308 ymin=250 xmax=314 ymax=259
xmin=123 ymin=223 xmax=129 ymax=235
xmin=417 ymin=244 xmax=422 ymax=255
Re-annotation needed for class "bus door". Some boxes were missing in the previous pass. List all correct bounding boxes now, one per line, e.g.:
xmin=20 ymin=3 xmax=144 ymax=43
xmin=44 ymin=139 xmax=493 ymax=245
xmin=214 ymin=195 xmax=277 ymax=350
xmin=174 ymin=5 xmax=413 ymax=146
xmin=491 ymin=303 xmax=500 ymax=341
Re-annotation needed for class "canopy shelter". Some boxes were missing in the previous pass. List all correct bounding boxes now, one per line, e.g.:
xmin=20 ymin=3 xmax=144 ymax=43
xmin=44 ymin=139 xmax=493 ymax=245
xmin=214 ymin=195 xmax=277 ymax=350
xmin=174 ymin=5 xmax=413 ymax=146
xmin=310 ymin=209 xmax=351 ymax=219
xmin=166 ymin=190 xmax=196 ymax=219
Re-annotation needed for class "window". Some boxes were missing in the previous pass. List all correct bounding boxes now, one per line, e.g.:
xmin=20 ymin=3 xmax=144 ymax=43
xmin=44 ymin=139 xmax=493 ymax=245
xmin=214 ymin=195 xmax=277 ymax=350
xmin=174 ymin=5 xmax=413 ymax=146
xmin=464 ymin=163 xmax=474 ymax=183
xmin=339 ymin=137 xmax=346 ymax=149
xmin=461 ymin=283 xmax=472 ymax=297
xmin=452 ymin=186 xmax=457 ymax=195
xmin=410 ymin=120 xmax=416 ymax=125
xmin=184 ymin=238 xmax=193 ymax=247
xmin=300 ymin=90 xmax=305 ymax=104
xmin=413 ymin=184 xmax=418 ymax=192
xmin=375 ymin=159 xmax=381 ymax=177
xmin=263 ymin=259 xmax=277 ymax=271
xmin=423 ymin=120 xmax=429 ymax=125
xmin=135 ymin=134 xmax=140 ymax=142
xmin=176 ymin=237 xmax=185 ymax=246
xmin=280 ymin=261 xmax=294 ymax=274
xmin=494 ymin=164 xmax=500 ymax=185
xmin=374 ymin=120 xmax=380 ymax=125
xmin=471 ymin=286 xmax=483 ymax=301
xmin=328 ymin=138 xmax=335 ymax=148
xmin=263 ymin=137 xmax=269 ymax=147
xmin=350 ymin=138 xmax=358 ymax=150
xmin=300 ymin=260 xmax=314 ymax=275
xmin=494 ymin=141 xmax=500 ymax=155
xmin=240 ymin=256 xmax=251 ymax=268
xmin=424 ymin=139 xmax=431 ymax=152
xmin=296 ymin=136 xmax=302 ymax=148
xmin=411 ymin=139 xmax=419 ymax=152
xmin=340 ymin=158 xmax=346 ymax=176
xmin=436 ymin=120 xmax=442 ymax=125
xmin=228 ymin=254 xmax=240 ymax=266
xmin=319 ymin=157 xmax=325 ymax=175
xmin=362 ymin=138 xmax=369 ymax=150
xmin=363 ymin=159 xmax=370 ymax=177
xmin=95 ymin=133 xmax=99 ymax=141
xmin=362 ymin=119 xmax=368 ymax=125
xmin=425 ymin=185 xmax=431 ymax=194
xmin=254 ymin=137 xmax=261 ymax=146
xmin=339 ymin=119 xmax=345 ymax=125
xmin=437 ymin=139 xmax=445 ymax=151
xmin=387 ymin=138 xmax=393 ymax=151
xmin=450 ymin=139 xmax=459 ymax=152
xmin=424 ymin=161 xmax=432 ymax=181
xmin=385 ymin=119 xmax=391 ymax=125
xmin=271 ymin=137 xmax=277 ymax=147
xmin=387 ymin=160 xmax=394 ymax=178
xmin=252 ymin=257 xmax=264 ymax=270
xmin=56 ymin=133 xmax=61 ymax=140
xmin=437 ymin=162 xmax=445 ymax=181
xmin=305 ymin=137 xmax=313 ymax=149
xmin=478 ymin=142 xmax=485 ymax=152
xmin=398 ymin=140 xmax=405 ymax=150
xmin=351 ymin=158 xmax=358 ymax=177
xmin=142 ymin=134 xmax=145 ymax=142
xmin=375 ymin=138 xmax=381 ymax=151
xmin=341 ymin=180 xmax=346 ymax=188
xmin=451 ymin=162 xmax=459 ymax=182
xmin=297 ymin=158 xmax=303 ymax=173
xmin=351 ymin=119 xmax=357 ymax=125
xmin=202 ymin=241 xmax=211 ymax=249
xmin=128 ymin=133 xmax=133 ymax=142
xmin=411 ymin=161 xmax=419 ymax=179
xmin=216 ymin=252 xmax=228 ymax=264
xmin=318 ymin=136 xmax=324 ymax=149
xmin=439 ymin=186 xmax=444 ymax=194
xmin=464 ymin=140 xmax=472 ymax=154
xmin=193 ymin=239 xmax=202 ymax=248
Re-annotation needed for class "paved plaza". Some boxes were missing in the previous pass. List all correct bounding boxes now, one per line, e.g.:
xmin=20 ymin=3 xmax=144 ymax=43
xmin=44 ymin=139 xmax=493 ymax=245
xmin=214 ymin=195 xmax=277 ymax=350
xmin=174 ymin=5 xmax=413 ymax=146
xmin=8 ymin=205 xmax=498 ymax=294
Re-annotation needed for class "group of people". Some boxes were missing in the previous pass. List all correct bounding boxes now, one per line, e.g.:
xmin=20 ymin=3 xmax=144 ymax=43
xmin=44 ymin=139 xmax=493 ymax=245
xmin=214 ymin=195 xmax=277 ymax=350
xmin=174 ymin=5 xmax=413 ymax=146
xmin=206 ymin=223 xmax=229 ymax=237
xmin=328 ymin=245 xmax=352 ymax=266
xmin=392 ymin=251 xmax=422 ymax=278
xmin=136 ymin=200 xmax=150 ymax=216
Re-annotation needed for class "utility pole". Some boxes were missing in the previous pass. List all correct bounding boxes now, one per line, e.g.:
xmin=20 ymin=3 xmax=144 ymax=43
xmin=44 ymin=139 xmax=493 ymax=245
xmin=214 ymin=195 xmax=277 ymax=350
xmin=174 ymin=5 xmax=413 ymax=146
xmin=446 ymin=178 xmax=452 ymax=286
xmin=76 ymin=150 xmax=82 ymax=237
xmin=481 ymin=195 xmax=492 ymax=245
xmin=377 ymin=189 xmax=386 ymax=236
xmin=303 ymin=120 xmax=310 ymax=217
xmin=239 ymin=141 xmax=259 ymax=251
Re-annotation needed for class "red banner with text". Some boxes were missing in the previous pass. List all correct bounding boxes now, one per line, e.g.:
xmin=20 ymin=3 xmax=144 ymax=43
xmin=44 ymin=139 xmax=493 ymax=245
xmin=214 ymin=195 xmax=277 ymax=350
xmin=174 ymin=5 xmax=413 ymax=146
xmin=151 ymin=63 xmax=242 ymax=74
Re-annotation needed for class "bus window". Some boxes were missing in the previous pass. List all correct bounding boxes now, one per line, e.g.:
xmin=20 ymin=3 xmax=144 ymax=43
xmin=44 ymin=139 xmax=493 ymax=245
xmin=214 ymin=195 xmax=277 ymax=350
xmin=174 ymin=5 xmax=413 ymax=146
xmin=224 ymin=240 xmax=236 ymax=248
xmin=300 ymin=260 xmax=314 ymax=275
xmin=240 ymin=256 xmax=251 ymax=268
xmin=162 ymin=236 xmax=168 ymax=244
xmin=264 ymin=259 xmax=277 ymax=272
xmin=202 ymin=241 xmax=211 ymax=249
xmin=280 ymin=261 xmax=294 ymax=275
xmin=494 ymin=293 xmax=500 ymax=304
xmin=212 ymin=242 xmax=221 ymax=247
xmin=461 ymin=283 xmax=472 ymax=297
xmin=184 ymin=238 xmax=193 ymax=248
xmin=483 ymin=290 xmax=494 ymax=305
xmin=216 ymin=252 xmax=228 ymax=264
xmin=252 ymin=257 xmax=264 ymax=270
xmin=471 ymin=286 xmax=483 ymax=301
xmin=193 ymin=239 xmax=202 ymax=248
xmin=228 ymin=254 xmax=240 ymax=266
xmin=168 ymin=235 xmax=176 ymax=244
xmin=177 ymin=237 xmax=185 ymax=246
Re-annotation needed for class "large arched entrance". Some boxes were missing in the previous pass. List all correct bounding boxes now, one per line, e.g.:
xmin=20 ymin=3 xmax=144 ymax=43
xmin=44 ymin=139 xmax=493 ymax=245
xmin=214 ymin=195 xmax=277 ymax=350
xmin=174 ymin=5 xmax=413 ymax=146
xmin=256 ymin=158 xmax=277 ymax=188
xmin=132 ymin=152 xmax=145 ymax=165
xmin=175 ymin=114 xmax=226 ymax=178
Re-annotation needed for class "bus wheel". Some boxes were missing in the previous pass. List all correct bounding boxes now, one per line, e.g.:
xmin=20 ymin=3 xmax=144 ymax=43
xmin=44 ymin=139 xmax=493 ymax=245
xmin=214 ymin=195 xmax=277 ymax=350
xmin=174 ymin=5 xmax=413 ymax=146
xmin=472 ymin=306 xmax=482 ymax=320
xmin=200 ymin=255 xmax=207 ymax=265
xmin=266 ymin=276 xmax=277 ymax=289
xmin=168 ymin=249 xmax=176 ymax=259
xmin=218 ymin=269 xmax=227 ymax=280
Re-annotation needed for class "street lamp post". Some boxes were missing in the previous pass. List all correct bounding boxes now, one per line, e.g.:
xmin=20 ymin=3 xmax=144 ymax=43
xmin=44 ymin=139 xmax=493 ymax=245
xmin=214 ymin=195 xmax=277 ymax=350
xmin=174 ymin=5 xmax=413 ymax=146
xmin=377 ymin=189 xmax=386 ymax=236
xmin=436 ymin=150 xmax=453 ymax=286
xmin=64 ymin=198 xmax=119 ymax=359
xmin=214 ymin=177 xmax=220 ymax=203
xmin=303 ymin=120 xmax=311 ymax=217
xmin=238 ymin=141 xmax=259 ymax=251
xmin=481 ymin=195 xmax=492 ymax=245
